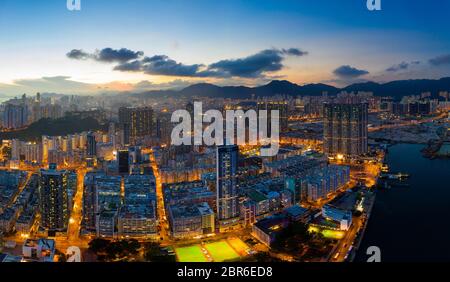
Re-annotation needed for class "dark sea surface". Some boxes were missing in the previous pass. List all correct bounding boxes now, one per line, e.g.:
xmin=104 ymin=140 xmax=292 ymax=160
xmin=355 ymin=143 xmax=450 ymax=262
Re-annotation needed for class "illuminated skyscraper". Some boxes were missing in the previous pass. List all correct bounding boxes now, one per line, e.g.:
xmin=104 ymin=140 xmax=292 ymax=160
xmin=216 ymin=145 xmax=239 ymax=230
xmin=323 ymin=103 xmax=368 ymax=158
xmin=257 ymin=100 xmax=289 ymax=132
xmin=118 ymin=107 xmax=153 ymax=143
xmin=38 ymin=164 xmax=70 ymax=232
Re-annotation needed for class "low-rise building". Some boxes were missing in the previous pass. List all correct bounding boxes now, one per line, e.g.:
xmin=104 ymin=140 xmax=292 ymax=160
xmin=284 ymin=205 xmax=311 ymax=223
xmin=0 ymin=208 xmax=19 ymax=233
xmin=252 ymin=215 xmax=289 ymax=247
xmin=22 ymin=239 xmax=55 ymax=262
xmin=322 ymin=204 xmax=352 ymax=231
xmin=117 ymin=205 xmax=157 ymax=239
xmin=168 ymin=202 xmax=214 ymax=238
xmin=97 ymin=211 xmax=117 ymax=238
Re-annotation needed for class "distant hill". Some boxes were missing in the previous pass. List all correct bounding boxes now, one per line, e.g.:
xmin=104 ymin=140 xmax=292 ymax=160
xmin=133 ymin=77 xmax=450 ymax=100
xmin=0 ymin=116 xmax=106 ymax=142
xmin=342 ymin=77 xmax=450 ymax=97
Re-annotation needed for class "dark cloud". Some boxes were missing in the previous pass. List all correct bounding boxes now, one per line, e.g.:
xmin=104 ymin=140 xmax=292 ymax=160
xmin=385 ymin=60 xmax=422 ymax=72
xmin=66 ymin=49 xmax=90 ymax=60
xmin=429 ymin=54 xmax=450 ymax=66
xmin=115 ymin=55 xmax=203 ymax=77
xmin=69 ymin=47 xmax=307 ymax=78
xmin=67 ymin=48 xmax=143 ymax=63
xmin=386 ymin=61 xmax=409 ymax=72
xmin=141 ymin=55 xmax=202 ymax=76
xmin=95 ymin=48 xmax=144 ymax=63
xmin=333 ymin=65 xmax=369 ymax=78
xmin=113 ymin=60 xmax=143 ymax=72
xmin=207 ymin=48 xmax=307 ymax=78
xmin=281 ymin=48 xmax=308 ymax=56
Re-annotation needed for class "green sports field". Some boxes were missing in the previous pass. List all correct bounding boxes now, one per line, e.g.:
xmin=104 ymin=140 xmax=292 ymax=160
xmin=322 ymin=229 xmax=345 ymax=239
xmin=175 ymin=245 xmax=208 ymax=262
xmin=174 ymin=238 xmax=248 ymax=262
xmin=204 ymin=241 xmax=240 ymax=262
xmin=309 ymin=226 xmax=345 ymax=240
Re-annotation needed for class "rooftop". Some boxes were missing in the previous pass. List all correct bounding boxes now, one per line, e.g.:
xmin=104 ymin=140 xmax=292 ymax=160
xmin=285 ymin=205 xmax=309 ymax=217
xmin=254 ymin=215 xmax=289 ymax=236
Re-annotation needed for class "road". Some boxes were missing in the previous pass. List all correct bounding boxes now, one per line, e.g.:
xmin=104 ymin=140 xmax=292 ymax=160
xmin=6 ymin=170 xmax=33 ymax=209
xmin=148 ymin=149 xmax=170 ymax=242
xmin=330 ymin=216 xmax=363 ymax=262
xmin=67 ymin=167 xmax=87 ymax=242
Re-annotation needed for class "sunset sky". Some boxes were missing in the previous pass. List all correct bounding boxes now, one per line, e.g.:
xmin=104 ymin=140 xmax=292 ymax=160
xmin=1 ymin=0 xmax=450 ymax=97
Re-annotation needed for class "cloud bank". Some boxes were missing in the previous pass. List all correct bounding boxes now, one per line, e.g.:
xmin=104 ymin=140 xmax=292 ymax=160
xmin=67 ymin=47 xmax=308 ymax=79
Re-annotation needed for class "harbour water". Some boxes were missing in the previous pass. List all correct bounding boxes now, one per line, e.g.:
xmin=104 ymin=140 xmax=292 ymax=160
xmin=355 ymin=143 xmax=450 ymax=262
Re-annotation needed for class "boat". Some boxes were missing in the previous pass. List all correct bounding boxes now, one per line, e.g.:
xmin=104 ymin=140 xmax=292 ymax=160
xmin=382 ymin=172 xmax=410 ymax=180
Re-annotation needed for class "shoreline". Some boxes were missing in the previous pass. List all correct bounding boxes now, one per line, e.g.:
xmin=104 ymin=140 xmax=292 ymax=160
xmin=350 ymin=190 xmax=376 ymax=262
xmin=352 ymin=143 xmax=450 ymax=262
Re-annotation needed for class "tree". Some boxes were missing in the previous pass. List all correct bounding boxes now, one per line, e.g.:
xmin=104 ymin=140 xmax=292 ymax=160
xmin=245 ymin=252 xmax=283 ymax=262
xmin=272 ymin=221 xmax=312 ymax=254
xmin=143 ymin=242 xmax=176 ymax=262
xmin=106 ymin=242 xmax=121 ymax=259
xmin=121 ymin=239 xmax=140 ymax=255
xmin=88 ymin=238 xmax=110 ymax=254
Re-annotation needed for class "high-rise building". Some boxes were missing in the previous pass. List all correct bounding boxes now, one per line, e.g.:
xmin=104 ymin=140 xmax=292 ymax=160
xmin=323 ymin=103 xmax=368 ymax=158
xmin=155 ymin=112 xmax=172 ymax=145
xmin=82 ymin=173 xmax=121 ymax=234
xmin=86 ymin=132 xmax=97 ymax=157
xmin=118 ymin=150 xmax=130 ymax=174
xmin=216 ymin=145 xmax=239 ymax=230
xmin=257 ymin=100 xmax=289 ymax=133
xmin=95 ymin=174 xmax=121 ymax=237
xmin=118 ymin=107 xmax=153 ymax=143
xmin=82 ymin=172 xmax=97 ymax=231
xmin=2 ymin=103 xmax=28 ymax=129
xmin=122 ymin=123 xmax=130 ymax=146
xmin=38 ymin=164 xmax=70 ymax=232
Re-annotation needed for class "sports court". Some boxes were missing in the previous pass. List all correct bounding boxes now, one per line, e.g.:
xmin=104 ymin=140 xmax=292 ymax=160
xmin=175 ymin=245 xmax=209 ymax=262
xmin=174 ymin=238 xmax=249 ymax=262
xmin=204 ymin=241 xmax=240 ymax=262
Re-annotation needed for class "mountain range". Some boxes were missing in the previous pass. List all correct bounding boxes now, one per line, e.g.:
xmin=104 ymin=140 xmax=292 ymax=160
xmin=133 ymin=77 xmax=450 ymax=100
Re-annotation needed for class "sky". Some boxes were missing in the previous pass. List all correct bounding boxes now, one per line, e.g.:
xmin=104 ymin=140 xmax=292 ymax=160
xmin=0 ymin=0 xmax=450 ymax=97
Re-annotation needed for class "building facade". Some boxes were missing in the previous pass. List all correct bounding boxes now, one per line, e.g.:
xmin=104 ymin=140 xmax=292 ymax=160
xmin=216 ymin=145 xmax=240 ymax=230
xmin=323 ymin=103 xmax=368 ymax=158
xmin=38 ymin=165 xmax=72 ymax=232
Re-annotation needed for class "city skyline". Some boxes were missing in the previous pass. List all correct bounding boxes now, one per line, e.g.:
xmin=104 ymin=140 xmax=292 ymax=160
xmin=1 ymin=0 xmax=450 ymax=97
xmin=1 ymin=0 xmax=450 ymax=267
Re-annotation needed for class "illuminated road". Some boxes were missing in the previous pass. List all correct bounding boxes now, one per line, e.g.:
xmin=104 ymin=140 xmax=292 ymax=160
xmin=330 ymin=217 xmax=363 ymax=262
xmin=67 ymin=167 xmax=87 ymax=242
xmin=6 ymin=171 xmax=33 ymax=208
xmin=148 ymin=149 xmax=170 ymax=241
